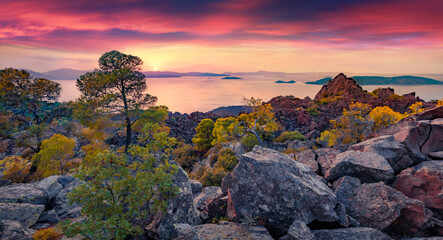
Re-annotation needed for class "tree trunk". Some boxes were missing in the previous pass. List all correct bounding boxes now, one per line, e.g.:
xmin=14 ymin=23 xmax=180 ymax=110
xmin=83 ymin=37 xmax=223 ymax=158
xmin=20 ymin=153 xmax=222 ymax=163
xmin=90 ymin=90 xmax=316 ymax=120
xmin=125 ymin=115 xmax=131 ymax=153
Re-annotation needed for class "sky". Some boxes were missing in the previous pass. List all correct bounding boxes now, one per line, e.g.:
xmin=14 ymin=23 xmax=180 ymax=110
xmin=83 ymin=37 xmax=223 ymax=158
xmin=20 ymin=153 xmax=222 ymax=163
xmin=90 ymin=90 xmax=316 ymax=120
xmin=1 ymin=0 xmax=443 ymax=74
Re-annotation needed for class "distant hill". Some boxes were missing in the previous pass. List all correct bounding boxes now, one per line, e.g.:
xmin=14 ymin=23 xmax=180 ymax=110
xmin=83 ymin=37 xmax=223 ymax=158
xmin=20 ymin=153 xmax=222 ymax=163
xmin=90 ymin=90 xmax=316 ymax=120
xmin=306 ymin=76 xmax=443 ymax=85
xmin=23 ymin=69 xmax=54 ymax=79
xmin=43 ymin=68 xmax=87 ymax=80
xmin=144 ymin=71 xmax=228 ymax=78
xmin=222 ymin=76 xmax=242 ymax=79
xmin=209 ymin=105 xmax=252 ymax=117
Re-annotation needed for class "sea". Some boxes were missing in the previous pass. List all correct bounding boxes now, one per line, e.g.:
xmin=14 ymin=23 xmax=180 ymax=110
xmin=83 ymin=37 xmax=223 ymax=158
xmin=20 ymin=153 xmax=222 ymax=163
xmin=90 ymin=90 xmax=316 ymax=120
xmin=54 ymin=73 xmax=443 ymax=113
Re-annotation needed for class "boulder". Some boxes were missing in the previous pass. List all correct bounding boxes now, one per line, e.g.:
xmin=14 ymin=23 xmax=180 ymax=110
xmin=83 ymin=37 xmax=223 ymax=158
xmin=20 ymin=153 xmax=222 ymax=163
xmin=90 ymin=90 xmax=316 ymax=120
xmin=325 ymin=150 xmax=394 ymax=183
xmin=421 ymin=118 xmax=443 ymax=157
xmin=0 ymin=179 xmax=12 ymax=187
xmin=174 ymin=222 xmax=273 ymax=240
xmin=0 ymin=203 xmax=44 ymax=228
xmin=279 ymin=220 xmax=315 ymax=240
xmin=363 ymin=106 xmax=443 ymax=165
xmin=189 ymin=180 xmax=203 ymax=196
xmin=0 ymin=220 xmax=34 ymax=240
xmin=294 ymin=149 xmax=320 ymax=174
xmin=222 ymin=146 xmax=341 ymax=237
xmin=54 ymin=179 xmax=82 ymax=218
xmin=0 ymin=183 xmax=47 ymax=206
xmin=194 ymin=187 xmax=224 ymax=222
xmin=428 ymin=151 xmax=443 ymax=160
xmin=36 ymin=209 xmax=60 ymax=224
xmin=351 ymin=135 xmax=413 ymax=172
xmin=36 ymin=175 xmax=63 ymax=199
xmin=338 ymin=182 xmax=432 ymax=235
xmin=313 ymin=227 xmax=392 ymax=240
xmin=393 ymin=161 xmax=443 ymax=218
xmin=332 ymin=176 xmax=362 ymax=207
xmin=144 ymin=164 xmax=201 ymax=240
xmin=315 ymin=148 xmax=339 ymax=176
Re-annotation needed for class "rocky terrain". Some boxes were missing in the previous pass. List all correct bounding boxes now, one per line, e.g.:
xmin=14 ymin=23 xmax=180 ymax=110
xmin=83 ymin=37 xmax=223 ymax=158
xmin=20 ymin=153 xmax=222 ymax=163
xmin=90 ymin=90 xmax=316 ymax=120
xmin=1 ymin=105 xmax=442 ymax=239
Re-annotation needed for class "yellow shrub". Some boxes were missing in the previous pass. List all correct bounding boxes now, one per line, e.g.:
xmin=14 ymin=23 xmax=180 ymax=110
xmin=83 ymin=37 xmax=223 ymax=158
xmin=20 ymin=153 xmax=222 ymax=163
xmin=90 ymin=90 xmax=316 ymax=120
xmin=408 ymin=102 xmax=428 ymax=116
xmin=369 ymin=106 xmax=405 ymax=131
xmin=0 ymin=156 xmax=30 ymax=182
xmin=437 ymin=98 xmax=443 ymax=107
xmin=33 ymin=227 xmax=62 ymax=240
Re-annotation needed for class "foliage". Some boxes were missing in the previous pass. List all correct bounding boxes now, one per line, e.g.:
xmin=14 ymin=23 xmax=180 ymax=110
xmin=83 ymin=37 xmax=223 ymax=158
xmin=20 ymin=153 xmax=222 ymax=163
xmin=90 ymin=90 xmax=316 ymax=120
xmin=0 ymin=68 xmax=63 ymax=152
xmin=318 ymin=102 xmax=373 ymax=147
xmin=211 ymin=97 xmax=278 ymax=147
xmin=274 ymin=131 xmax=305 ymax=143
xmin=62 ymin=105 xmax=178 ymax=240
xmin=369 ymin=106 xmax=405 ymax=131
xmin=33 ymin=227 xmax=62 ymax=240
xmin=76 ymin=51 xmax=157 ymax=152
xmin=211 ymin=117 xmax=238 ymax=145
xmin=215 ymin=148 xmax=238 ymax=172
xmin=199 ymin=167 xmax=227 ymax=187
xmin=192 ymin=119 xmax=215 ymax=152
xmin=241 ymin=133 xmax=259 ymax=151
xmin=437 ymin=98 xmax=443 ymax=107
xmin=31 ymin=134 xmax=75 ymax=179
xmin=407 ymin=101 xmax=428 ymax=116
xmin=306 ymin=103 xmax=320 ymax=116
xmin=172 ymin=143 xmax=200 ymax=172
xmin=0 ymin=156 xmax=30 ymax=182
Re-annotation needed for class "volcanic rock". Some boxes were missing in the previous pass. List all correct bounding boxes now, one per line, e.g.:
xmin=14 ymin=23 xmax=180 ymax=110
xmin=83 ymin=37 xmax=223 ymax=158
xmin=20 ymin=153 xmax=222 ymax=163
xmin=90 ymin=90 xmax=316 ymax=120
xmin=325 ymin=150 xmax=394 ymax=183
xmin=351 ymin=135 xmax=413 ymax=173
xmin=313 ymin=227 xmax=392 ymax=240
xmin=221 ymin=146 xmax=342 ymax=237
xmin=393 ymin=161 xmax=443 ymax=218
xmin=173 ymin=222 xmax=273 ymax=240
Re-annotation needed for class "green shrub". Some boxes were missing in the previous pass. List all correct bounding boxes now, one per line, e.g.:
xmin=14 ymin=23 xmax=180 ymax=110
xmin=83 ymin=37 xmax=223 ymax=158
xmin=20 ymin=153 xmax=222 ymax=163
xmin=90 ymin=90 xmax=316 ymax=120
xmin=199 ymin=167 xmax=227 ymax=187
xmin=241 ymin=133 xmax=259 ymax=151
xmin=192 ymin=119 xmax=215 ymax=152
xmin=274 ymin=131 xmax=305 ymax=143
xmin=215 ymin=148 xmax=238 ymax=172
xmin=172 ymin=143 xmax=200 ymax=171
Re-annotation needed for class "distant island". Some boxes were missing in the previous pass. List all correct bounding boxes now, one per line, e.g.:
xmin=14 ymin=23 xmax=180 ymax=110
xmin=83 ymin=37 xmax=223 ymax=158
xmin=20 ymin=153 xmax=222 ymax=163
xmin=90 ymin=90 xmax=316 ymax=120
xmin=306 ymin=75 xmax=443 ymax=85
xmin=275 ymin=80 xmax=295 ymax=84
xmin=209 ymin=105 xmax=252 ymax=117
xmin=222 ymin=76 xmax=242 ymax=79
xmin=23 ymin=68 xmax=229 ymax=80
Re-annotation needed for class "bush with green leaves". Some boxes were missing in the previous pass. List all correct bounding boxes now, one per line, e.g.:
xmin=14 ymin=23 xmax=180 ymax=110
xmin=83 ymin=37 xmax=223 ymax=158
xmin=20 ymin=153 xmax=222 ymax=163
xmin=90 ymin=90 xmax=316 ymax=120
xmin=192 ymin=119 xmax=215 ymax=152
xmin=61 ymin=106 xmax=178 ymax=240
xmin=274 ymin=131 xmax=305 ymax=143
xmin=215 ymin=148 xmax=238 ymax=172
xmin=172 ymin=143 xmax=200 ymax=172
xmin=241 ymin=133 xmax=259 ymax=151
xmin=199 ymin=167 xmax=227 ymax=187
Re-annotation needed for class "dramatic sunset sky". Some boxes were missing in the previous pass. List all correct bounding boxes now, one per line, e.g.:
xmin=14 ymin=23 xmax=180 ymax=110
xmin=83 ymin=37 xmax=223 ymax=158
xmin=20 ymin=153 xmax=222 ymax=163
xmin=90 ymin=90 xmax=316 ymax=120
xmin=1 ymin=0 xmax=442 ymax=73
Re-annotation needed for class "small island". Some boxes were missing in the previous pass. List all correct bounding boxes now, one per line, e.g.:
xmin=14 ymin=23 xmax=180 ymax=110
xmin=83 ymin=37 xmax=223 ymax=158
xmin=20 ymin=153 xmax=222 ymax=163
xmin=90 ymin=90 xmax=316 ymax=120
xmin=275 ymin=80 xmax=295 ymax=84
xmin=222 ymin=76 xmax=242 ymax=79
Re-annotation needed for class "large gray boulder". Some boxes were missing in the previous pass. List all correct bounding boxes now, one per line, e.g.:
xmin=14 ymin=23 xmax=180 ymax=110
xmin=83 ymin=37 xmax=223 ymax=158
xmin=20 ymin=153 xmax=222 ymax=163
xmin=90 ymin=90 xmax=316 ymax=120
xmin=53 ymin=178 xmax=82 ymax=219
xmin=351 ymin=135 xmax=413 ymax=173
xmin=393 ymin=161 xmax=443 ymax=218
xmin=174 ymin=222 xmax=273 ymax=240
xmin=0 ymin=220 xmax=34 ymax=240
xmin=144 ymin=164 xmax=201 ymax=240
xmin=0 ymin=203 xmax=44 ymax=228
xmin=222 ymin=146 xmax=344 ymax=237
xmin=0 ymin=183 xmax=47 ymax=206
xmin=279 ymin=220 xmax=315 ymax=240
xmin=336 ymin=181 xmax=432 ymax=235
xmin=325 ymin=151 xmax=394 ymax=183
xmin=313 ymin=227 xmax=392 ymax=240
xmin=36 ymin=175 xmax=71 ymax=199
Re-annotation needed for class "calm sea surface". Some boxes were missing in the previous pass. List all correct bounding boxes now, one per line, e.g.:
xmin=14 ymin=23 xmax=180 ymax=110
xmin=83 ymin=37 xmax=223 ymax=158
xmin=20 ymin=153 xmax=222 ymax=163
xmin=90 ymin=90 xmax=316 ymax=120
xmin=55 ymin=74 xmax=443 ymax=113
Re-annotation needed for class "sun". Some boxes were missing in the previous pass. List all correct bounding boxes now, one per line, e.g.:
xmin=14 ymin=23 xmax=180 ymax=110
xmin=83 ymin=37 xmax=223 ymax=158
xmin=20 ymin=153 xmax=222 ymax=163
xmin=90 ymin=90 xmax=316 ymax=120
xmin=153 ymin=66 xmax=159 ymax=71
